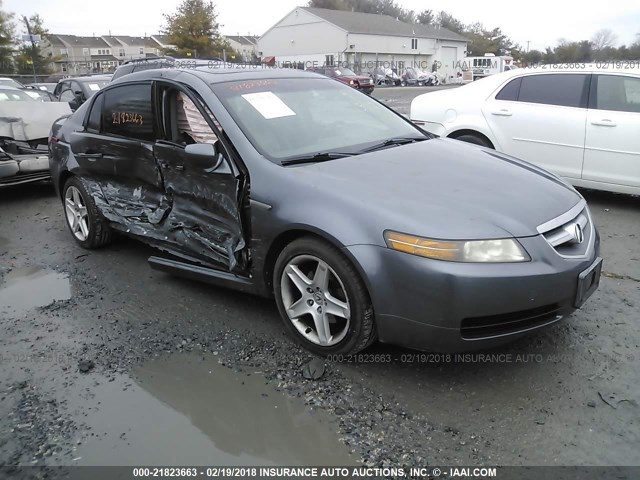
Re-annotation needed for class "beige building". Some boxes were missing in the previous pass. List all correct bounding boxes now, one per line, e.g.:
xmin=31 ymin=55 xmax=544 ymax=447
xmin=258 ymin=7 xmax=468 ymax=81
xmin=41 ymin=34 xmax=175 ymax=75
xmin=41 ymin=35 xmax=118 ymax=75
xmin=224 ymin=35 xmax=259 ymax=62
xmin=102 ymin=36 xmax=163 ymax=62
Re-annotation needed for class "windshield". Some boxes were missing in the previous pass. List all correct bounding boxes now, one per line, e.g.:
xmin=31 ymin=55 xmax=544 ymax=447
xmin=24 ymin=90 xmax=53 ymax=102
xmin=332 ymin=68 xmax=356 ymax=76
xmin=211 ymin=78 xmax=427 ymax=163
xmin=0 ymin=89 xmax=37 ymax=101
xmin=82 ymin=80 xmax=109 ymax=97
xmin=0 ymin=78 xmax=25 ymax=88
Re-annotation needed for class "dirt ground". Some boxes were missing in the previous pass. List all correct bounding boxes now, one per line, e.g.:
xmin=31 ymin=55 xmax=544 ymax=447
xmin=0 ymin=112 xmax=638 ymax=472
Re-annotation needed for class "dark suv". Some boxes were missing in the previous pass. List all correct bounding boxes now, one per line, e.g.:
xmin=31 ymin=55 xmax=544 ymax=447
xmin=307 ymin=67 xmax=374 ymax=94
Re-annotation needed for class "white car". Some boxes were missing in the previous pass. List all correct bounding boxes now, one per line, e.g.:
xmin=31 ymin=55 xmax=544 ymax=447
xmin=410 ymin=65 xmax=640 ymax=195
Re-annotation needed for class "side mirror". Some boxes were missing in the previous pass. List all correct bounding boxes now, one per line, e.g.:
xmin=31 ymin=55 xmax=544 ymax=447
xmin=184 ymin=142 xmax=226 ymax=172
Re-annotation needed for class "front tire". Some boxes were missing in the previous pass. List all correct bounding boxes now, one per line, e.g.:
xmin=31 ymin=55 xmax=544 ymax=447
xmin=63 ymin=176 xmax=112 ymax=249
xmin=273 ymin=237 xmax=376 ymax=356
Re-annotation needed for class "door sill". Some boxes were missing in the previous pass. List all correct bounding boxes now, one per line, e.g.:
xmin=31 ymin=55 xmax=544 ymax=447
xmin=148 ymin=256 xmax=255 ymax=293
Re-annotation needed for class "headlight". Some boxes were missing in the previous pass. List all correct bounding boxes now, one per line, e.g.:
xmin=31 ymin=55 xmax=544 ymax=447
xmin=384 ymin=231 xmax=530 ymax=263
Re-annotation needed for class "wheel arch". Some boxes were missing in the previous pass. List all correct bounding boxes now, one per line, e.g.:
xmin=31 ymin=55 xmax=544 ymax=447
xmin=447 ymin=129 xmax=496 ymax=148
xmin=261 ymin=228 xmax=374 ymax=304
xmin=57 ymin=169 xmax=75 ymax=199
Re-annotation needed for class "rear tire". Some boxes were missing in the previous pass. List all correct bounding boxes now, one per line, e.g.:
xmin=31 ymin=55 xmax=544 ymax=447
xmin=452 ymin=134 xmax=493 ymax=148
xmin=273 ymin=237 xmax=376 ymax=356
xmin=63 ymin=176 xmax=112 ymax=249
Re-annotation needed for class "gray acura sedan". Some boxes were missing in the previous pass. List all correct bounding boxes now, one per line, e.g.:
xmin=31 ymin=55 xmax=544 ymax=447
xmin=49 ymin=68 xmax=602 ymax=355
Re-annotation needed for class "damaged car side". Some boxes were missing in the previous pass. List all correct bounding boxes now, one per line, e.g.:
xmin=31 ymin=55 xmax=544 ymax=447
xmin=50 ymin=68 xmax=601 ymax=355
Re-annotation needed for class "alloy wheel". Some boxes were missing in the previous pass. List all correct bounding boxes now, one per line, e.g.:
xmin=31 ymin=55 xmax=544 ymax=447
xmin=64 ymin=185 xmax=89 ymax=241
xmin=280 ymin=254 xmax=351 ymax=347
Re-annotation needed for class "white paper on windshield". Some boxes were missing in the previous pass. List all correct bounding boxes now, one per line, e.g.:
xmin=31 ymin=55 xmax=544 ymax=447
xmin=88 ymin=83 xmax=101 ymax=91
xmin=241 ymin=91 xmax=295 ymax=119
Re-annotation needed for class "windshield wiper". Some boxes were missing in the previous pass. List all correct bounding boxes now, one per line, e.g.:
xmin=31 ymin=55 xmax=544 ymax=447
xmin=360 ymin=136 xmax=427 ymax=153
xmin=280 ymin=152 xmax=355 ymax=166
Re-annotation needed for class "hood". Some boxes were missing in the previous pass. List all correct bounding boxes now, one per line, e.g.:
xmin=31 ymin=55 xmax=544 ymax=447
xmin=291 ymin=138 xmax=581 ymax=240
xmin=0 ymin=102 xmax=72 ymax=142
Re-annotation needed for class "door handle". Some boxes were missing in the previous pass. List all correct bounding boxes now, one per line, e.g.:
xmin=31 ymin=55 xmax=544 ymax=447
xmin=491 ymin=109 xmax=512 ymax=116
xmin=76 ymin=152 xmax=103 ymax=160
xmin=591 ymin=119 xmax=617 ymax=127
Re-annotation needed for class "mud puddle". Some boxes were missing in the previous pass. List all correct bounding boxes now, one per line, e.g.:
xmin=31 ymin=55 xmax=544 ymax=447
xmin=0 ymin=266 xmax=71 ymax=315
xmin=70 ymin=353 xmax=354 ymax=466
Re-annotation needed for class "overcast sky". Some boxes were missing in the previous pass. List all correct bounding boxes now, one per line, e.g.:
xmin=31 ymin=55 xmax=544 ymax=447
xmin=4 ymin=0 xmax=640 ymax=51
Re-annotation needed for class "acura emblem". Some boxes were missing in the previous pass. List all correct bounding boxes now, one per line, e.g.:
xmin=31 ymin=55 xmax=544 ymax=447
xmin=563 ymin=222 xmax=585 ymax=245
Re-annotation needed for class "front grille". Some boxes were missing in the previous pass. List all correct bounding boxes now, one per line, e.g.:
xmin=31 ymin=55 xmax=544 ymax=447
xmin=461 ymin=304 xmax=562 ymax=340
xmin=539 ymin=205 xmax=593 ymax=258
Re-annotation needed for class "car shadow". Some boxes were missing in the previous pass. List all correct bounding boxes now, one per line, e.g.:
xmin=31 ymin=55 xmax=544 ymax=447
xmin=578 ymin=187 xmax=640 ymax=209
xmin=0 ymin=181 xmax=57 ymax=203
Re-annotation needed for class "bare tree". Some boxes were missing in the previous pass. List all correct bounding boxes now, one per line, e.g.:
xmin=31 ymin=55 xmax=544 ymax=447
xmin=591 ymin=29 xmax=617 ymax=50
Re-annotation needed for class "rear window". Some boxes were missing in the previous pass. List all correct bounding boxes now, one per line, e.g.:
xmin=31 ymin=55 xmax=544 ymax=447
xmin=495 ymin=78 xmax=522 ymax=101
xmin=83 ymin=80 xmax=109 ymax=97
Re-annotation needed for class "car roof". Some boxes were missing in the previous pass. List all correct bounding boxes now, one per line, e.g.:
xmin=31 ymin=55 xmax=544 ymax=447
xmin=503 ymin=64 xmax=640 ymax=78
xmin=60 ymin=75 xmax=112 ymax=83
xmin=110 ymin=67 xmax=323 ymax=86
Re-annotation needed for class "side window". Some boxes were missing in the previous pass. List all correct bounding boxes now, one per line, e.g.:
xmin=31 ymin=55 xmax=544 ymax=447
xmin=86 ymin=93 xmax=104 ymax=132
xmin=59 ymin=90 xmax=75 ymax=102
xmin=102 ymin=84 xmax=154 ymax=141
xmin=55 ymin=82 xmax=67 ymax=97
xmin=164 ymin=89 xmax=218 ymax=145
xmin=517 ymin=74 xmax=589 ymax=108
xmin=593 ymin=75 xmax=640 ymax=113
xmin=495 ymin=77 xmax=522 ymax=101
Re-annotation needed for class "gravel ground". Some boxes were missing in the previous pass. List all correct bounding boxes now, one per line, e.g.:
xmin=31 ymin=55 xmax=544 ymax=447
xmin=0 ymin=89 xmax=638 ymax=473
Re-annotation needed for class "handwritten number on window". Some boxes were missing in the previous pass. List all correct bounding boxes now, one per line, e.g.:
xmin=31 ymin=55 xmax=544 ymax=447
xmin=112 ymin=112 xmax=144 ymax=126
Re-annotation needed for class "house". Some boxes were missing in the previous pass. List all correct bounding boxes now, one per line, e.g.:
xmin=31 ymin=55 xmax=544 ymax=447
xmin=149 ymin=35 xmax=177 ymax=53
xmin=258 ymin=7 xmax=468 ymax=81
xmin=102 ymin=36 xmax=162 ymax=62
xmin=224 ymin=35 xmax=259 ymax=62
xmin=41 ymin=35 xmax=120 ymax=75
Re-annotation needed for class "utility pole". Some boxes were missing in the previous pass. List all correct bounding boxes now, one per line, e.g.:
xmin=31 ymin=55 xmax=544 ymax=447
xmin=526 ymin=40 xmax=531 ymax=53
xmin=23 ymin=16 xmax=39 ymax=83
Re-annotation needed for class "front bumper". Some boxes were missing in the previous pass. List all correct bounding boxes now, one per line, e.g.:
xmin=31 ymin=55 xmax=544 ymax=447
xmin=346 ymin=232 xmax=600 ymax=352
